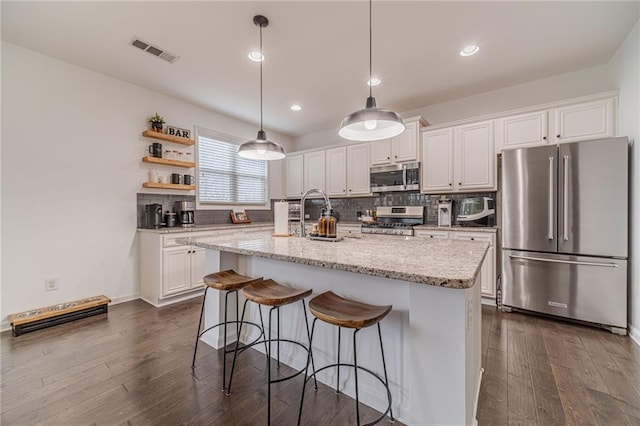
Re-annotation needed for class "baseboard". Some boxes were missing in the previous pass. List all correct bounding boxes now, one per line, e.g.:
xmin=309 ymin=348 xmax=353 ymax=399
xmin=629 ymin=323 xmax=640 ymax=347
xmin=109 ymin=292 xmax=140 ymax=305
xmin=481 ymin=297 xmax=496 ymax=307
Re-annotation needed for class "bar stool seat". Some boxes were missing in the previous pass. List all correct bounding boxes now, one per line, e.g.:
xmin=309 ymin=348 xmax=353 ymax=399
xmin=191 ymin=269 xmax=264 ymax=393
xmin=227 ymin=279 xmax=316 ymax=424
xmin=309 ymin=291 xmax=391 ymax=329
xmin=299 ymin=291 xmax=394 ymax=426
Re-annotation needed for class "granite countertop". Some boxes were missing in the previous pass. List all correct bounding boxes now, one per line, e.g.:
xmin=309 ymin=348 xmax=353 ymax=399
xmin=413 ymin=225 xmax=499 ymax=233
xmin=176 ymin=231 xmax=488 ymax=289
xmin=137 ymin=222 xmax=274 ymax=234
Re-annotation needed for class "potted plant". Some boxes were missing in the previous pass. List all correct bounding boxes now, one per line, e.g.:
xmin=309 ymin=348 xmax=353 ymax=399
xmin=148 ymin=113 xmax=165 ymax=132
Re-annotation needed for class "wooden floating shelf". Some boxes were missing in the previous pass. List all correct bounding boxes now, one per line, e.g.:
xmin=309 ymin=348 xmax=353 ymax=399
xmin=142 ymin=156 xmax=195 ymax=168
xmin=143 ymin=182 xmax=195 ymax=191
xmin=142 ymin=130 xmax=195 ymax=146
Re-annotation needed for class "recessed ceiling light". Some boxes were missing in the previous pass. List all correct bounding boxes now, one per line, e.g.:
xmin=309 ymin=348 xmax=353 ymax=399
xmin=367 ymin=78 xmax=381 ymax=86
xmin=290 ymin=104 xmax=302 ymax=111
xmin=459 ymin=45 xmax=479 ymax=57
xmin=248 ymin=51 xmax=264 ymax=62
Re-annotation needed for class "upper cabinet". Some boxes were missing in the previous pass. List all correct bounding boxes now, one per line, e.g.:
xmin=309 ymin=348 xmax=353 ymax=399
xmin=285 ymin=154 xmax=304 ymax=198
xmin=496 ymin=97 xmax=616 ymax=151
xmin=326 ymin=147 xmax=347 ymax=196
xmin=370 ymin=117 xmax=425 ymax=166
xmin=303 ymin=151 xmax=326 ymax=193
xmin=552 ymin=97 xmax=615 ymax=143
xmin=422 ymin=121 xmax=496 ymax=193
xmin=325 ymin=144 xmax=371 ymax=196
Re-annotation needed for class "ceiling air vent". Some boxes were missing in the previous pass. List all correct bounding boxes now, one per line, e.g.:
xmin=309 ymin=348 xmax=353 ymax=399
xmin=129 ymin=37 xmax=180 ymax=64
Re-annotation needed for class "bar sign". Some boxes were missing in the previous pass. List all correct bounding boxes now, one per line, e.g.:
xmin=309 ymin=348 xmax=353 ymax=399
xmin=548 ymin=301 xmax=568 ymax=309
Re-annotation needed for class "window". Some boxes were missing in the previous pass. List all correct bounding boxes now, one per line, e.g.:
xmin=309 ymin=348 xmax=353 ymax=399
xmin=197 ymin=129 xmax=267 ymax=204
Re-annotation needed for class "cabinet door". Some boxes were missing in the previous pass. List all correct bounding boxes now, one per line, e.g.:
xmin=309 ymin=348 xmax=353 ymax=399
xmin=370 ymin=139 xmax=392 ymax=166
xmin=451 ymin=232 xmax=496 ymax=298
xmin=190 ymin=247 xmax=206 ymax=289
xmin=347 ymin=143 xmax=371 ymax=195
xmin=496 ymin=110 xmax=548 ymax=151
xmin=456 ymin=120 xmax=495 ymax=191
xmin=421 ymin=128 xmax=454 ymax=193
xmin=285 ymin=154 xmax=304 ymax=198
xmin=553 ymin=98 xmax=615 ymax=143
xmin=162 ymin=246 xmax=191 ymax=296
xmin=392 ymin=120 xmax=419 ymax=163
xmin=304 ymin=151 xmax=326 ymax=193
xmin=326 ymin=147 xmax=347 ymax=196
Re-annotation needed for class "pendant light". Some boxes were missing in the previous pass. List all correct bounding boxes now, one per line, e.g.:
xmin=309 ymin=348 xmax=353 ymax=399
xmin=338 ymin=0 xmax=405 ymax=142
xmin=238 ymin=15 xmax=286 ymax=160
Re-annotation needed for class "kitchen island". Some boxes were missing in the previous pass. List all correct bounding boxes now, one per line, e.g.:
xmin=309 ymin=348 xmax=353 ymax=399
xmin=178 ymin=232 xmax=488 ymax=425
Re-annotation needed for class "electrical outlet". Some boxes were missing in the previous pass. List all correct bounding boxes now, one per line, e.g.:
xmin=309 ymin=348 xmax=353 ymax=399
xmin=45 ymin=277 xmax=58 ymax=291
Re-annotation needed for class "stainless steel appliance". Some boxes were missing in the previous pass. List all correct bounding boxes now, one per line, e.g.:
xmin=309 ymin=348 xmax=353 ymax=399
xmin=437 ymin=199 xmax=453 ymax=227
xmin=501 ymin=137 xmax=629 ymax=333
xmin=457 ymin=197 xmax=495 ymax=227
xmin=175 ymin=201 xmax=195 ymax=227
xmin=361 ymin=206 xmax=424 ymax=236
xmin=370 ymin=162 xmax=420 ymax=192
xmin=144 ymin=204 xmax=163 ymax=229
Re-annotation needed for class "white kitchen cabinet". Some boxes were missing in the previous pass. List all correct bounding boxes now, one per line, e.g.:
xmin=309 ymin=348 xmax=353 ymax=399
xmin=304 ymin=151 xmax=326 ymax=193
xmin=422 ymin=128 xmax=455 ymax=192
xmin=346 ymin=143 xmax=371 ymax=195
xmin=421 ymin=121 xmax=496 ymax=194
xmin=326 ymin=147 xmax=347 ymax=196
xmin=162 ymin=246 xmax=205 ymax=297
xmin=369 ymin=117 xmax=424 ymax=166
xmin=456 ymin=120 xmax=495 ymax=191
xmin=495 ymin=110 xmax=549 ymax=151
xmin=451 ymin=231 xmax=496 ymax=299
xmin=415 ymin=229 xmax=496 ymax=300
xmin=285 ymin=154 xmax=304 ymax=198
xmin=552 ymin=97 xmax=615 ymax=143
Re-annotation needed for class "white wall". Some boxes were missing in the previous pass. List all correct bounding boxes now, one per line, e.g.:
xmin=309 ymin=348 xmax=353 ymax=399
xmin=0 ymin=41 xmax=292 ymax=327
xmin=609 ymin=20 xmax=640 ymax=341
xmin=294 ymin=64 xmax=614 ymax=152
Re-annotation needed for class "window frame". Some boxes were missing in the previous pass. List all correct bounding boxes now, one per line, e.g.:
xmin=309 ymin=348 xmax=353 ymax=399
xmin=195 ymin=126 xmax=270 ymax=210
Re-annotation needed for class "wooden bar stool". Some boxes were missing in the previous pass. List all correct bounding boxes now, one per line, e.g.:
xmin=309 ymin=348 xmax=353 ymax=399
xmin=298 ymin=291 xmax=393 ymax=426
xmin=191 ymin=269 xmax=264 ymax=392
xmin=227 ymin=279 xmax=317 ymax=424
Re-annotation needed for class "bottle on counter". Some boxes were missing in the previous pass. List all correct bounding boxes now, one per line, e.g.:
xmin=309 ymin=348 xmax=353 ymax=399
xmin=327 ymin=209 xmax=337 ymax=238
xmin=318 ymin=209 xmax=327 ymax=237
xmin=310 ymin=223 xmax=319 ymax=237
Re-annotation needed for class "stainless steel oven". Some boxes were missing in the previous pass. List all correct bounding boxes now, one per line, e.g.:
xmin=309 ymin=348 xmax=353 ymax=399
xmin=370 ymin=162 xmax=420 ymax=192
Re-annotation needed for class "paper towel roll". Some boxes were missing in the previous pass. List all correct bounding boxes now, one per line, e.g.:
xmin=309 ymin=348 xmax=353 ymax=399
xmin=274 ymin=201 xmax=289 ymax=235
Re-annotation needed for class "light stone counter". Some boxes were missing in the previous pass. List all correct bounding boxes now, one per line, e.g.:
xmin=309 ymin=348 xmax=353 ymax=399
xmin=413 ymin=225 xmax=499 ymax=233
xmin=137 ymin=222 xmax=273 ymax=234
xmin=177 ymin=231 xmax=488 ymax=289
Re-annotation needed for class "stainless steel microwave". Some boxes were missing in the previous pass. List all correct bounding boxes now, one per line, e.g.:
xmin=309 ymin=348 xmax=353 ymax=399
xmin=370 ymin=162 xmax=420 ymax=192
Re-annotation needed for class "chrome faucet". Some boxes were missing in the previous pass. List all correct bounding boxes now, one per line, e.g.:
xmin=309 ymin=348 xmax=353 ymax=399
xmin=299 ymin=188 xmax=332 ymax=237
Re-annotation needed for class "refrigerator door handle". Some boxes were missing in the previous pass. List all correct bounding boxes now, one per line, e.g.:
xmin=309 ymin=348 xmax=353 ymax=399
xmin=563 ymin=155 xmax=569 ymax=241
xmin=508 ymin=254 xmax=619 ymax=268
xmin=548 ymin=156 xmax=554 ymax=240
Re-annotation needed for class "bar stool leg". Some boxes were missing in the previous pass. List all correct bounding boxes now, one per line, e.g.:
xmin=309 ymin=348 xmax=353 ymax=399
xmin=191 ymin=286 xmax=209 ymax=369
xmin=353 ymin=329 xmax=362 ymax=426
xmin=297 ymin=317 xmax=318 ymax=426
xmin=336 ymin=326 xmax=342 ymax=394
xmin=226 ymin=298 xmax=249 ymax=395
xmin=377 ymin=323 xmax=394 ymax=422
xmin=267 ymin=306 xmax=277 ymax=425
xmin=277 ymin=307 xmax=281 ymax=369
xmin=221 ymin=290 xmax=235 ymax=391
xmin=301 ymin=300 xmax=318 ymax=390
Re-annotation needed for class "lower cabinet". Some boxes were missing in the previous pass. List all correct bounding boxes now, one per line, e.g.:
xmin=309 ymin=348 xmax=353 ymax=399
xmin=162 ymin=245 xmax=205 ymax=296
xmin=415 ymin=229 xmax=497 ymax=300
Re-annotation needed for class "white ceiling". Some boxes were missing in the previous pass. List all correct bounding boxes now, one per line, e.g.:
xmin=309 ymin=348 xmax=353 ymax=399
xmin=2 ymin=1 xmax=638 ymax=137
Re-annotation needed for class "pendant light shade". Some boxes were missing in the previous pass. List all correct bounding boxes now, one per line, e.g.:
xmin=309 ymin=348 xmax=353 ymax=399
xmin=339 ymin=0 xmax=405 ymax=142
xmin=238 ymin=15 xmax=285 ymax=161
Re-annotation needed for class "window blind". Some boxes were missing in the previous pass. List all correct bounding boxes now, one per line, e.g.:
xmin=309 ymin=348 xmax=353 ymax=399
xmin=198 ymin=135 xmax=267 ymax=204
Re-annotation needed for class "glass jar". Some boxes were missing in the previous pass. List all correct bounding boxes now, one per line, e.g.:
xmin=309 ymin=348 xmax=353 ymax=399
xmin=318 ymin=209 xmax=327 ymax=237
xmin=327 ymin=209 xmax=337 ymax=238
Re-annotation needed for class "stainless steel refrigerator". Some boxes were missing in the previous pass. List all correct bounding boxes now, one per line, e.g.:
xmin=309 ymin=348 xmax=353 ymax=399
xmin=501 ymin=137 xmax=628 ymax=333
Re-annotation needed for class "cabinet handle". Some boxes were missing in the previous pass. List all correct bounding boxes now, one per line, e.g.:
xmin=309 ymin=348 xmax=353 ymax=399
xmin=395 ymin=155 xmax=398 ymax=159
xmin=430 ymin=235 xmax=434 ymax=238
xmin=557 ymin=134 xmax=561 ymax=138
xmin=458 ymin=182 xmax=462 ymax=185
xmin=387 ymin=156 xmax=390 ymax=160
xmin=470 ymin=237 xmax=475 ymax=241
xmin=543 ymin=136 xmax=547 ymax=140
xmin=348 ymin=189 xmax=352 ymax=192
xmin=449 ymin=183 xmax=452 ymax=186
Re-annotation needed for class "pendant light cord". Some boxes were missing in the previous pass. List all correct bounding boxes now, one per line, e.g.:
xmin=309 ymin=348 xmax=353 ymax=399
xmin=369 ymin=0 xmax=373 ymax=99
xmin=259 ymin=22 xmax=264 ymax=132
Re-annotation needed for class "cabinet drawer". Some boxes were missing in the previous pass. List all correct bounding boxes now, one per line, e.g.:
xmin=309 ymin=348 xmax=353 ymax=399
xmin=451 ymin=232 xmax=495 ymax=246
xmin=415 ymin=230 xmax=450 ymax=240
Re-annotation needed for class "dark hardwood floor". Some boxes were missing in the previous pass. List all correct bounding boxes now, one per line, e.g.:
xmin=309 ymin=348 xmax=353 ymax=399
xmin=2 ymin=298 xmax=639 ymax=425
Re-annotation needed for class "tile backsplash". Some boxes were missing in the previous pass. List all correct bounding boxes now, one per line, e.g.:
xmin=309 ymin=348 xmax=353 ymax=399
xmin=137 ymin=191 xmax=496 ymax=228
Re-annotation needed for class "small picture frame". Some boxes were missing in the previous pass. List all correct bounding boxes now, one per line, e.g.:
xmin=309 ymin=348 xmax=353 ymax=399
xmin=230 ymin=210 xmax=251 ymax=224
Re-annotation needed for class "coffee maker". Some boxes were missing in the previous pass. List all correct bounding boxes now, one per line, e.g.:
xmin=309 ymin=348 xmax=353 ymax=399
xmin=437 ymin=199 xmax=453 ymax=227
xmin=175 ymin=201 xmax=195 ymax=227
xmin=144 ymin=204 xmax=164 ymax=229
